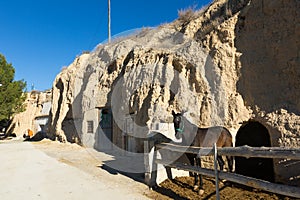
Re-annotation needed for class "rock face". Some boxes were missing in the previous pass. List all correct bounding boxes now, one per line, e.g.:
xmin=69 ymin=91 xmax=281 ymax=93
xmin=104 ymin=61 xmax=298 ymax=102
xmin=47 ymin=0 xmax=300 ymax=186
xmin=7 ymin=90 xmax=52 ymax=136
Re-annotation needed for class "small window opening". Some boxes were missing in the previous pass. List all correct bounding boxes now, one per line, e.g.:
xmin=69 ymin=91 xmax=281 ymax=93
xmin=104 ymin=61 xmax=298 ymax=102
xmin=87 ymin=121 xmax=94 ymax=133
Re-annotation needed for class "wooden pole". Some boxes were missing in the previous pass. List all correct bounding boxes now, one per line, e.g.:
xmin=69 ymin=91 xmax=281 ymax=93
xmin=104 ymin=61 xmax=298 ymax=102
xmin=214 ymin=143 xmax=220 ymax=200
xmin=156 ymin=143 xmax=300 ymax=160
xmin=108 ymin=0 xmax=111 ymax=43
xmin=144 ymin=141 xmax=151 ymax=186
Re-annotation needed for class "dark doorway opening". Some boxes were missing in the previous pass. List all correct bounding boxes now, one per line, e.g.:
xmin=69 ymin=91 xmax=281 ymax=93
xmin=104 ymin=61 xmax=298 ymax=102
xmin=235 ymin=121 xmax=274 ymax=182
xmin=98 ymin=108 xmax=113 ymax=150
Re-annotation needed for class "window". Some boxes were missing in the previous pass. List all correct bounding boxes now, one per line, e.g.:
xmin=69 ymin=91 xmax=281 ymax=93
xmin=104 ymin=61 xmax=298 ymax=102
xmin=87 ymin=121 xmax=94 ymax=133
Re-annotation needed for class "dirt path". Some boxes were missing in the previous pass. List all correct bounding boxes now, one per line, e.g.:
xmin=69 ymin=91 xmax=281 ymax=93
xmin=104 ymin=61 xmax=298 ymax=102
xmin=2 ymin=138 xmax=298 ymax=200
xmin=0 ymin=138 xmax=151 ymax=200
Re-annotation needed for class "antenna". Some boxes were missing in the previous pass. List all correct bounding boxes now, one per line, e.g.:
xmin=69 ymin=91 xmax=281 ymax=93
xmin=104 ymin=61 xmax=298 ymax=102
xmin=108 ymin=0 xmax=111 ymax=43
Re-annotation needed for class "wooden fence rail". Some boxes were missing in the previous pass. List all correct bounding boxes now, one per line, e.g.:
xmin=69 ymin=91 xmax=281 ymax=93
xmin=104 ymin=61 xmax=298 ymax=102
xmin=156 ymin=159 xmax=300 ymax=198
xmin=156 ymin=143 xmax=300 ymax=160
xmin=154 ymin=143 xmax=300 ymax=198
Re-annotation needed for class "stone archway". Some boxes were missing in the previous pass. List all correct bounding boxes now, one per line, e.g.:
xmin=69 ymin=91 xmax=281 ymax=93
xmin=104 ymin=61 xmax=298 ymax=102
xmin=235 ymin=121 xmax=274 ymax=182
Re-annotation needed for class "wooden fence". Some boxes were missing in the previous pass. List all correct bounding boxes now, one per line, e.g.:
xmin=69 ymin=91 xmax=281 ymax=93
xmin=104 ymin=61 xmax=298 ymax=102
xmin=152 ymin=143 xmax=300 ymax=199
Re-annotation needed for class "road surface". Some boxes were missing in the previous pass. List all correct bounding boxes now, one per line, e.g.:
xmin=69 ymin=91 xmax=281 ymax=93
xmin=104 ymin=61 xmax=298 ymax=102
xmin=0 ymin=139 xmax=151 ymax=200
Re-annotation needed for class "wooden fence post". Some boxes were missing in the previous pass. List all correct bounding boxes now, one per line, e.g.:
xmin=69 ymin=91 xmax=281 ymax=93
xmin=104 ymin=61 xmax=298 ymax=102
xmin=214 ymin=143 xmax=220 ymax=200
xmin=144 ymin=140 xmax=151 ymax=186
xmin=144 ymin=140 xmax=158 ymax=188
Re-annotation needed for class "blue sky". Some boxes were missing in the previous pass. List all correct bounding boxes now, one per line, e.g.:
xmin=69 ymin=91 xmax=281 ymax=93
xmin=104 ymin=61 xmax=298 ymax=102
xmin=0 ymin=0 xmax=212 ymax=91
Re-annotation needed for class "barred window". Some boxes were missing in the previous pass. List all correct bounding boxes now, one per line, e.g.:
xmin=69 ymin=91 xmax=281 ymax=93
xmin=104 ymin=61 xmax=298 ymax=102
xmin=87 ymin=121 xmax=94 ymax=133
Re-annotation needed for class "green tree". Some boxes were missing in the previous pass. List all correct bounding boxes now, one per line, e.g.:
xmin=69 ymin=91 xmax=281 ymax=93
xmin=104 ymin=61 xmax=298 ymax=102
xmin=0 ymin=54 xmax=26 ymax=126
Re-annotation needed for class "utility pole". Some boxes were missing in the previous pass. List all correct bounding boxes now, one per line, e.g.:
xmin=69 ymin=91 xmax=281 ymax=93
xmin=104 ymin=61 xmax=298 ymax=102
xmin=108 ymin=0 xmax=111 ymax=43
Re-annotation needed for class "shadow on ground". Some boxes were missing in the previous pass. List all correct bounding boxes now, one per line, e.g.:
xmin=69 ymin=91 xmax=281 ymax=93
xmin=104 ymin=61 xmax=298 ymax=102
xmin=23 ymin=131 xmax=47 ymax=142
xmin=99 ymin=164 xmax=145 ymax=183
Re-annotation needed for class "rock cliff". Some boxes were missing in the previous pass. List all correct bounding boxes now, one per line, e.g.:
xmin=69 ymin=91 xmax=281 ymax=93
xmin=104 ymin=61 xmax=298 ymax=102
xmin=7 ymin=90 xmax=52 ymax=136
xmin=49 ymin=0 xmax=299 ymax=144
xmin=47 ymin=0 xmax=299 ymax=185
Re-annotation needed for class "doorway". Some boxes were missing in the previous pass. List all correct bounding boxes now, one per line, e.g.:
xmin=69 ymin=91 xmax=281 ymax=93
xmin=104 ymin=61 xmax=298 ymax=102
xmin=235 ymin=121 xmax=274 ymax=182
xmin=98 ymin=108 xmax=113 ymax=150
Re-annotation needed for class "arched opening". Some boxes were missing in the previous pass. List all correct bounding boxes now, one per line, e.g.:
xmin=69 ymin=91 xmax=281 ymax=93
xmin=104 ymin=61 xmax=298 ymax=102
xmin=235 ymin=121 xmax=274 ymax=182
